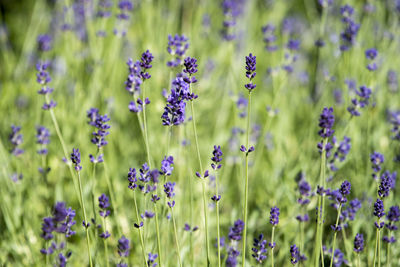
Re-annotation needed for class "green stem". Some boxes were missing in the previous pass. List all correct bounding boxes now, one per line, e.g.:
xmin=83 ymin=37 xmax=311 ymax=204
xmin=314 ymin=138 xmax=327 ymax=267
xmin=77 ymin=171 xmax=93 ymax=267
xmin=329 ymin=204 xmax=342 ymax=267
xmin=154 ymin=202 xmax=163 ymax=267
xmin=133 ymin=190 xmax=149 ymax=267
xmin=215 ymin=171 xmax=221 ymax=267
xmin=357 ymin=254 xmax=361 ymax=267
xmin=189 ymin=83 xmax=209 ymax=265
xmin=142 ymin=85 xmax=152 ymax=167
xmin=171 ymin=207 xmax=183 ymax=267
xmin=387 ymin=230 xmax=392 ymax=267
xmin=271 ymin=226 xmax=275 ymax=267
xmin=102 ymin=216 xmax=109 ymax=267
xmin=45 ymin=95 xmax=79 ymax=198
xmin=378 ymin=226 xmax=381 ymax=267
xmin=242 ymin=91 xmax=252 ymax=267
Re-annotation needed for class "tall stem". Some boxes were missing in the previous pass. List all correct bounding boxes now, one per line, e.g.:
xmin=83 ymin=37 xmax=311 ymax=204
xmin=329 ymin=204 xmax=342 ymax=267
xmin=171 ymin=208 xmax=183 ymax=267
xmin=189 ymin=84 xmax=209 ymax=265
xmin=271 ymin=226 xmax=275 ymax=267
xmin=242 ymin=91 xmax=252 ymax=267
xmin=215 ymin=171 xmax=221 ymax=267
xmin=387 ymin=230 xmax=392 ymax=267
xmin=102 ymin=216 xmax=110 ymax=267
xmin=133 ymin=190 xmax=149 ymax=267
xmin=314 ymin=138 xmax=327 ymax=266
xmin=142 ymin=85 xmax=151 ymax=167
xmin=77 ymin=171 xmax=93 ymax=267
xmin=154 ymin=202 xmax=163 ymax=267
xmin=45 ymin=95 xmax=79 ymax=198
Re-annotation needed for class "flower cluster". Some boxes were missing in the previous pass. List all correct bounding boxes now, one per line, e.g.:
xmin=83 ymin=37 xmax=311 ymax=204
xmin=251 ymin=234 xmax=267 ymax=264
xmin=383 ymin=205 xmax=400 ymax=243
xmin=183 ymin=57 xmax=198 ymax=84
xmin=87 ymin=108 xmax=111 ymax=161
xmin=339 ymin=4 xmax=360 ymax=51
xmin=353 ymin=233 xmax=364 ymax=253
xmin=370 ymin=152 xmax=384 ymax=179
xmin=296 ymin=174 xmax=311 ymax=222
xmin=160 ymin=156 xmax=174 ymax=176
xmin=347 ymin=86 xmax=372 ymax=116
xmin=290 ymin=244 xmax=300 ymax=265
xmin=167 ymin=34 xmax=189 ymax=67
xmin=378 ymin=171 xmax=396 ymax=198
xmin=98 ymin=194 xmax=111 ymax=239
xmin=36 ymin=126 xmax=50 ymax=155
xmin=147 ymin=253 xmax=158 ymax=267
xmin=365 ymin=48 xmax=378 ymax=71
xmin=373 ymin=199 xmax=385 ymax=229
xmin=40 ymin=202 xmax=76 ymax=255
xmin=225 ymin=219 xmax=244 ymax=266
xmin=70 ymin=148 xmax=82 ymax=171
xmin=270 ymin=206 xmax=280 ymax=226
xmin=328 ymin=136 xmax=351 ymax=171
xmin=164 ymin=181 xmax=176 ymax=208
xmin=261 ymin=24 xmax=278 ymax=52
xmin=9 ymin=125 xmax=24 ymax=156
xmin=221 ymin=0 xmax=245 ymax=41
xmin=36 ymin=62 xmax=56 ymax=110
xmin=117 ymin=235 xmax=130 ymax=267
xmin=245 ymin=53 xmax=256 ymax=92
xmin=37 ymin=34 xmax=52 ymax=52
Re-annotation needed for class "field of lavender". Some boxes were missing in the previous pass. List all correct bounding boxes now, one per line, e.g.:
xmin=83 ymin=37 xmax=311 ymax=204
xmin=1 ymin=0 xmax=400 ymax=266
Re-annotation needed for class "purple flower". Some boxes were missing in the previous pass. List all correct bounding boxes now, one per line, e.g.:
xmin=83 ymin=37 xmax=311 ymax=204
xmin=98 ymin=194 xmax=111 ymax=218
xmin=269 ymin=206 xmax=280 ymax=226
xmin=9 ymin=125 xmax=24 ymax=156
xmin=88 ymin=110 xmax=111 ymax=149
xmin=318 ymin=107 xmax=335 ymax=138
xmin=388 ymin=110 xmax=400 ymax=141
xmin=286 ymin=39 xmax=300 ymax=51
xmin=127 ymin=168 xmax=137 ymax=190
xmin=167 ymin=34 xmax=189 ymax=67
xmin=252 ymin=234 xmax=267 ymax=263
xmin=70 ymin=148 xmax=82 ymax=171
xmin=37 ymin=34 xmax=52 ymax=52
xmin=370 ymin=152 xmax=384 ymax=173
xmin=228 ymin=219 xmax=245 ymax=241
xmin=374 ymin=199 xmax=385 ymax=228
xmin=139 ymin=50 xmax=154 ymax=80
xmin=36 ymin=61 xmax=56 ymax=110
xmin=117 ymin=0 xmax=133 ymax=20
xmin=36 ymin=126 xmax=50 ymax=155
xmin=261 ymin=24 xmax=278 ymax=51
xmin=125 ymin=59 xmax=143 ymax=94
xmin=117 ymin=235 xmax=130 ymax=257
xmin=290 ymin=244 xmax=300 ymax=264
xmin=353 ymin=233 xmax=364 ymax=253
xmin=183 ymin=57 xmax=198 ymax=84
xmin=347 ymin=86 xmax=372 ymax=116
xmin=211 ymin=145 xmax=223 ymax=170
xmin=147 ymin=253 xmax=158 ymax=267
xmin=160 ymin=156 xmax=174 ymax=176
xmin=221 ymin=0 xmax=245 ymax=41
xmin=245 ymin=53 xmax=256 ymax=91
xmin=365 ymin=48 xmax=378 ymax=60
xmin=40 ymin=202 xmax=76 ymax=252
xmin=164 ymin=182 xmax=176 ymax=208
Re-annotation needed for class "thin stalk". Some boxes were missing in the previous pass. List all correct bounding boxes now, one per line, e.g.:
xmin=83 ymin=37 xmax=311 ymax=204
xmin=271 ymin=226 xmax=275 ymax=267
xmin=387 ymin=230 xmax=392 ymax=267
xmin=189 ymin=83 xmax=209 ymax=265
xmin=378 ymin=226 xmax=381 ymax=267
xmin=215 ymin=171 xmax=221 ymax=267
xmin=102 ymin=216 xmax=110 ymax=267
xmin=154 ymin=202 xmax=163 ymax=267
xmin=357 ymin=254 xmax=361 ymax=267
xmin=171 ymin=208 xmax=183 ymax=267
xmin=329 ymin=204 xmax=342 ymax=267
xmin=77 ymin=171 xmax=93 ymax=267
xmin=142 ymin=85 xmax=152 ymax=167
xmin=314 ymin=138 xmax=328 ymax=267
xmin=341 ymin=227 xmax=352 ymax=264
xmin=45 ymin=95 xmax=79 ymax=198
xmin=133 ymin=190 xmax=149 ymax=267
xmin=242 ymin=91 xmax=252 ymax=267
